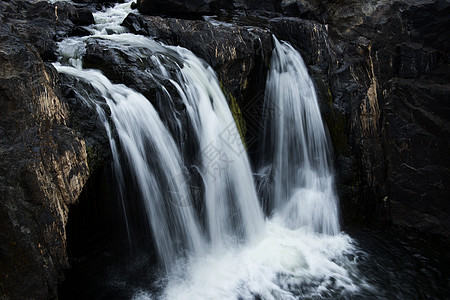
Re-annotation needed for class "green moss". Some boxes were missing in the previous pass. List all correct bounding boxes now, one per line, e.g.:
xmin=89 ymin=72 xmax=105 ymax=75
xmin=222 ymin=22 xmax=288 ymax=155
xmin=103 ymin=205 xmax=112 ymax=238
xmin=219 ymin=82 xmax=247 ymax=148
xmin=327 ymin=87 xmax=333 ymax=104
xmin=230 ymin=94 xmax=247 ymax=148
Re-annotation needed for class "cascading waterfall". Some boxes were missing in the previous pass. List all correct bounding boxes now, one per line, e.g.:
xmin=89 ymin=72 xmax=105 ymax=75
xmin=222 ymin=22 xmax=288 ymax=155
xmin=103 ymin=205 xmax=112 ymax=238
xmin=56 ymin=0 xmax=263 ymax=267
xmin=261 ymin=37 xmax=340 ymax=235
xmin=55 ymin=1 xmax=366 ymax=299
xmin=55 ymin=65 xmax=206 ymax=268
xmin=169 ymin=47 xmax=264 ymax=248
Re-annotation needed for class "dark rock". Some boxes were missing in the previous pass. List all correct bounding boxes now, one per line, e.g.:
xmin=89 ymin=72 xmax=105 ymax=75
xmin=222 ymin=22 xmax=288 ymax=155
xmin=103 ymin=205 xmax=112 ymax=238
xmin=135 ymin=0 xmax=281 ymax=17
xmin=398 ymin=42 xmax=442 ymax=80
xmin=69 ymin=8 xmax=94 ymax=26
xmin=136 ymin=0 xmax=213 ymax=17
xmin=382 ymin=78 xmax=450 ymax=239
xmin=0 ymin=1 xmax=90 ymax=299
xmin=0 ymin=0 xmax=78 ymax=61
xmin=70 ymin=25 xmax=92 ymax=37
xmin=58 ymin=73 xmax=113 ymax=174
xmin=324 ymin=0 xmax=450 ymax=236
xmin=280 ymin=0 xmax=328 ymax=23
xmin=268 ymin=17 xmax=330 ymax=71
xmin=0 ymin=26 xmax=88 ymax=300
xmin=122 ymin=13 xmax=273 ymax=102
xmin=121 ymin=12 xmax=148 ymax=35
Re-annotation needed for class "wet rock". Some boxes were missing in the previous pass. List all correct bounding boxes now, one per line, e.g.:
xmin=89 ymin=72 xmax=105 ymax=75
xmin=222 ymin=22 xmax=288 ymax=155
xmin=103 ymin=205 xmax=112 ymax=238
xmin=136 ymin=0 xmax=212 ymax=17
xmin=382 ymin=78 xmax=450 ymax=239
xmin=69 ymin=25 xmax=92 ymax=37
xmin=0 ymin=0 xmax=88 ymax=61
xmin=69 ymin=8 xmax=94 ymax=26
xmin=82 ymin=37 xmax=196 ymax=158
xmin=58 ymin=73 xmax=113 ymax=174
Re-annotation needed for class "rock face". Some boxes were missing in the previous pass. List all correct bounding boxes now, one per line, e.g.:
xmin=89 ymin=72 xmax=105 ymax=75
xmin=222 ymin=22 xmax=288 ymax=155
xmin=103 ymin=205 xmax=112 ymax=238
xmin=0 ymin=1 xmax=91 ymax=298
xmin=326 ymin=0 xmax=450 ymax=238
xmin=136 ymin=0 xmax=281 ymax=17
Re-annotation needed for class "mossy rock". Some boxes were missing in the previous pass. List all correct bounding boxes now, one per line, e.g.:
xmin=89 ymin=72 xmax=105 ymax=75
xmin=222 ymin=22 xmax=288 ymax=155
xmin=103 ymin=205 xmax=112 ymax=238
xmin=219 ymin=83 xmax=247 ymax=148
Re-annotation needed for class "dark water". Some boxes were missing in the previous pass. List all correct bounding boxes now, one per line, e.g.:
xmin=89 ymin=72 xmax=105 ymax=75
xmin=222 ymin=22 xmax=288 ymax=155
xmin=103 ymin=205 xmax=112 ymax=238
xmin=345 ymin=228 xmax=450 ymax=300
xmin=58 ymin=227 xmax=450 ymax=300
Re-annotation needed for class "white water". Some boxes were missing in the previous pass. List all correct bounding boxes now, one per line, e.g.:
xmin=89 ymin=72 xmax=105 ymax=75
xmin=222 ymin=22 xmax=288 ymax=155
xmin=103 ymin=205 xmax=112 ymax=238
xmin=169 ymin=47 xmax=264 ymax=248
xmin=54 ymin=1 xmax=365 ymax=298
xmin=261 ymin=37 xmax=340 ymax=235
xmin=56 ymin=0 xmax=263 ymax=263
xmin=55 ymin=64 xmax=206 ymax=268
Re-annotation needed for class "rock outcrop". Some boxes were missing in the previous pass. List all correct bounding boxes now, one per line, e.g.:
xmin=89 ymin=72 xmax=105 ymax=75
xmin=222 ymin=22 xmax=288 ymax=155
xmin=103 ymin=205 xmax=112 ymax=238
xmin=326 ymin=0 xmax=450 ymax=238
xmin=135 ymin=0 xmax=281 ymax=17
xmin=0 ymin=1 xmax=91 ymax=298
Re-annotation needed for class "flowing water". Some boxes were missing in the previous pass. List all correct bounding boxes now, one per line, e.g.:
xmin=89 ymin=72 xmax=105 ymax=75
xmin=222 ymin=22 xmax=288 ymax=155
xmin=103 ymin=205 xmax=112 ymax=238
xmin=55 ymin=1 xmax=372 ymax=299
xmin=261 ymin=37 xmax=340 ymax=235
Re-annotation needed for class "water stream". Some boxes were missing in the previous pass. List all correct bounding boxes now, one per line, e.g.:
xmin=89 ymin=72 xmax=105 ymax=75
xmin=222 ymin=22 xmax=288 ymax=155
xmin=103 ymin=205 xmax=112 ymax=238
xmin=261 ymin=37 xmax=340 ymax=235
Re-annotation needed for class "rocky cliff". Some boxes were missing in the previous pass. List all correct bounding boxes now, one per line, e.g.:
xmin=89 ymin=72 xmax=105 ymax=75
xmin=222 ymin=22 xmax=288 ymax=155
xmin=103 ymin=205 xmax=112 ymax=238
xmin=0 ymin=1 xmax=92 ymax=298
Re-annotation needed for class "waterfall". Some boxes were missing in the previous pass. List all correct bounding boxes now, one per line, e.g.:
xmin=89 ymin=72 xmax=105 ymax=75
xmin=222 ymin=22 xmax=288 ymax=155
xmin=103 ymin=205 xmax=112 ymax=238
xmin=169 ymin=46 xmax=264 ymax=248
xmin=261 ymin=37 xmax=340 ymax=235
xmin=55 ymin=0 xmax=263 ymax=267
xmin=55 ymin=1 xmax=365 ymax=298
xmin=55 ymin=64 xmax=206 ymax=268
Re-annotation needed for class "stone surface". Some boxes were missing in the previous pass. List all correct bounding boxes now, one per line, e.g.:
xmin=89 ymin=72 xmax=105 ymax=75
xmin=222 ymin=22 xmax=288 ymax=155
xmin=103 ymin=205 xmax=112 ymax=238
xmin=325 ymin=0 xmax=450 ymax=236
xmin=280 ymin=0 xmax=328 ymax=23
xmin=135 ymin=0 xmax=281 ymax=17
xmin=0 ymin=1 xmax=90 ymax=299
